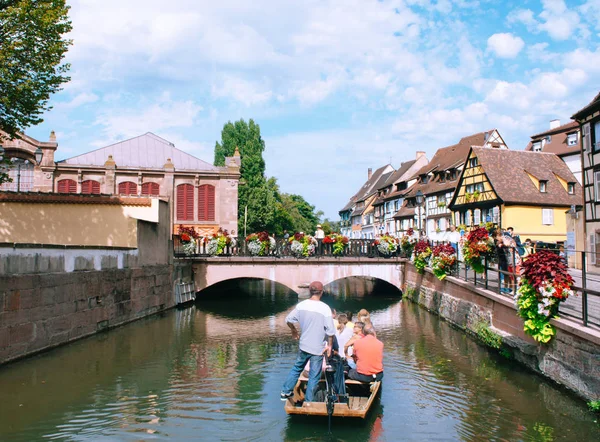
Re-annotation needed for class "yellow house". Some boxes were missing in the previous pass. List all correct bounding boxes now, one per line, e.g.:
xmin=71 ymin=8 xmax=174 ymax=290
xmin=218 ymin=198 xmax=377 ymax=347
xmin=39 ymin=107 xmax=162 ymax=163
xmin=448 ymin=147 xmax=582 ymax=243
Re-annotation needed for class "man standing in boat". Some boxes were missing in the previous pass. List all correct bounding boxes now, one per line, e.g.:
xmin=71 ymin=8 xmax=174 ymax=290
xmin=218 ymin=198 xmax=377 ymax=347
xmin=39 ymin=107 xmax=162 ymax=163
xmin=347 ymin=324 xmax=384 ymax=382
xmin=281 ymin=281 xmax=335 ymax=402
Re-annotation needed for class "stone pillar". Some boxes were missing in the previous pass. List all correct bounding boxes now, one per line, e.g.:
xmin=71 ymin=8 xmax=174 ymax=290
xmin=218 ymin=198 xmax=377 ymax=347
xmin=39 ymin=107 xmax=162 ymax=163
xmin=104 ymin=155 xmax=116 ymax=195
xmin=164 ymin=158 xmax=175 ymax=233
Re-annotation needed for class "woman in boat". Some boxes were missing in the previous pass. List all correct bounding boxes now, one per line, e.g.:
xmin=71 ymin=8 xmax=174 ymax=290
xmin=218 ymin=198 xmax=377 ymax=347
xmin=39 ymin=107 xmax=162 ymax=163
xmin=335 ymin=314 xmax=354 ymax=360
xmin=344 ymin=321 xmax=365 ymax=369
xmin=348 ymin=324 xmax=384 ymax=382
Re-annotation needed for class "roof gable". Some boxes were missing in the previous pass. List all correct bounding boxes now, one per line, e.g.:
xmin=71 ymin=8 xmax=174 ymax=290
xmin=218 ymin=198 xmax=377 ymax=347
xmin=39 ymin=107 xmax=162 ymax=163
xmin=61 ymin=132 xmax=217 ymax=171
xmin=466 ymin=148 xmax=582 ymax=206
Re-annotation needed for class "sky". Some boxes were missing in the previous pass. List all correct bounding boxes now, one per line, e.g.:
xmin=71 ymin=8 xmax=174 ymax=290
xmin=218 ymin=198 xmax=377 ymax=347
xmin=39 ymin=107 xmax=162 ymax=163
xmin=25 ymin=0 xmax=600 ymax=220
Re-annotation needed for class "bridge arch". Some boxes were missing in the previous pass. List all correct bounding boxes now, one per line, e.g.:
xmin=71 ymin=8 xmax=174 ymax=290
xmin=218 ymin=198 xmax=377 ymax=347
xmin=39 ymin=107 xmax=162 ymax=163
xmin=191 ymin=258 xmax=404 ymax=298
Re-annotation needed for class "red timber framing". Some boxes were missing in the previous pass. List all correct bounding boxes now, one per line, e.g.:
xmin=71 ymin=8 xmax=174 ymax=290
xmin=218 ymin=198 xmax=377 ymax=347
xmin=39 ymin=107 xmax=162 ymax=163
xmin=198 ymin=184 xmax=215 ymax=221
xmin=81 ymin=180 xmax=101 ymax=195
xmin=57 ymin=179 xmax=77 ymax=193
xmin=177 ymin=184 xmax=194 ymax=221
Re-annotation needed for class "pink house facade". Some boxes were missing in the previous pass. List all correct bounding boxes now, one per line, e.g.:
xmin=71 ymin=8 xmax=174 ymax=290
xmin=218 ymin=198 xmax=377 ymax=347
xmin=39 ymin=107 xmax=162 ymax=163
xmin=1 ymin=131 xmax=240 ymax=237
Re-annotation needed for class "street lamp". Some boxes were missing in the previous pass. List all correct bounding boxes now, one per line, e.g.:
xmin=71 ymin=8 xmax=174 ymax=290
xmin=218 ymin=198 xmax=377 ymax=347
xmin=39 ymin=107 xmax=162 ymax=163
xmin=415 ymin=190 xmax=424 ymax=237
xmin=35 ymin=147 xmax=43 ymax=165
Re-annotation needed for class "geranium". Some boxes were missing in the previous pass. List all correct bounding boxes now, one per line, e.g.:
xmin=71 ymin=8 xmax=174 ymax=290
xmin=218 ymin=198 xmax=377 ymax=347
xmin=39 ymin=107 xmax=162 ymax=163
xmin=289 ymin=233 xmax=318 ymax=257
xmin=462 ymin=227 xmax=494 ymax=273
xmin=246 ymin=231 xmax=276 ymax=256
xmin=206 ymin=228 xmax=236 ymax=256
xmin=430 ymin=243 xmax=457 ymax=280
xmin=374 ymin=234 xmax=398 ymax=256
xmin=514 ymin=250 xmax=575 ymax=343
xmin=178 ymin=225 xmax=199 ymax=256
xmin=413 ymin=239 xmax=432 ymax=273
xmin=324 ymin=233 xmax=349 ymax=256
xmin=400 ymin=228 xmax=417 ymax=258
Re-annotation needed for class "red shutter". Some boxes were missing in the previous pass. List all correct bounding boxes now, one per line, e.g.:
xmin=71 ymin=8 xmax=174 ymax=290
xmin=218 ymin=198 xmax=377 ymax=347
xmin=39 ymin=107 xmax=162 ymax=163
xmin=118 ymin=181 xmax=137 ymax=195
xmin=177 ymin=184 xmax=194 ymax=221
xmin=57 ymin=179 xmax=76 ymax=193
xmin=198 ymin=184 xmax=215 ymax=221
xmin=81 ymin=180 xmax=100 ymax=194
xmin=142 ymin=182 xmax=159 ymax=196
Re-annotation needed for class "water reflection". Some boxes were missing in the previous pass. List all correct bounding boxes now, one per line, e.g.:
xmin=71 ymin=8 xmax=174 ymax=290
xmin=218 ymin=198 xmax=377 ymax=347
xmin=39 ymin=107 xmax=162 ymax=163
xmin=0 ymin=279 xmax=597 ymax=441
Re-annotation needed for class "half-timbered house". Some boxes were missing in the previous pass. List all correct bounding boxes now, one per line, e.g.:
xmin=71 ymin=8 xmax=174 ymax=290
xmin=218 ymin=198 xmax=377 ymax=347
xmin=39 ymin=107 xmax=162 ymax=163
xmin=448 ymin=147 xmax=582 ymax=244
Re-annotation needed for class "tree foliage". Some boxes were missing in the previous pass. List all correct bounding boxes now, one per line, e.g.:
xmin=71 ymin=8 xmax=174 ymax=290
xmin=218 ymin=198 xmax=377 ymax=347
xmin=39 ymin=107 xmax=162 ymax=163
xmin=214 ymin=119 xmax=324 ymax=237
xmin=0 ymin=0 xmax=72 ymax=138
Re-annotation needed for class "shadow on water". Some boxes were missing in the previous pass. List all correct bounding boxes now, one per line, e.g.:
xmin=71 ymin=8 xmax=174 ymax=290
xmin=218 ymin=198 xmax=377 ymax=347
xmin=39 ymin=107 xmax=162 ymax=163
xmin=195 ymin=278 xmax=298 ymax=319
xmin=323 ymin=276 xmax=402 ymax=315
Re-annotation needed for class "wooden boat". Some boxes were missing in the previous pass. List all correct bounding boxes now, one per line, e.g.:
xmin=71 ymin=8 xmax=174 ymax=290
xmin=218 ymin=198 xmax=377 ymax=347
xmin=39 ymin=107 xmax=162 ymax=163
xmin=284 ymin=374 xmax=381 ymax=418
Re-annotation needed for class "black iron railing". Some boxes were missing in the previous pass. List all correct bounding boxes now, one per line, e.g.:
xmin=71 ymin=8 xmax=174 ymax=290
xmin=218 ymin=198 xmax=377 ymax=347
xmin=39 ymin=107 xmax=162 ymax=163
xmin=173 ymin=236 xmax=411 ymax=259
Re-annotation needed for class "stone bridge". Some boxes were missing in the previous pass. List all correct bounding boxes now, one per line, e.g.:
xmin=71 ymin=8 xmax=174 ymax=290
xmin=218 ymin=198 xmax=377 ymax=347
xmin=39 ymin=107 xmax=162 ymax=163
xmin=188 ymin=257 xmax=405 ymax=296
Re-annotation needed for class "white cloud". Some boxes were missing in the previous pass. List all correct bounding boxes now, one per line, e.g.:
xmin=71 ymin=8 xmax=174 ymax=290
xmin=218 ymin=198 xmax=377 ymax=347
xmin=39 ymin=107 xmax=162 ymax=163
xmin=211 ymin=76 xmax=273 ymax=107
xmin=54 ymin=92 xmax=99 ymax=111
xmin=94 ymin=95 xmax=203 ymax=141
xmin=487 ymin=33 xmax=525 ymax=58
xmin=538 ymin=0 xmax=581 ymax=40
xmin=507 ymin=8 xmax=538 ymax=29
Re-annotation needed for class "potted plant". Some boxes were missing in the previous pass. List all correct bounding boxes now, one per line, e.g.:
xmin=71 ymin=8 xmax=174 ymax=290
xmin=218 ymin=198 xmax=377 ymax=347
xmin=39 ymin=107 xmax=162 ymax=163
xmin=400 ymin=228 xmax=417 ymax=258
xmin=246 ymin=231 xmax=276 ymax=256
xmin=178 ymin=225 xmax=199 ymax=256
xmin=374 ymin=234 xmax=398 ymax=257
xmin=472 ymin=190 xmax=481 ymax=200
xmin=413 ymin=239 xmax=432 ymax=273
xmin=289 ymin=233 xmax=318 ymax=258
xmin=515 ymin=250 xmax=574 ymax=343
xmin=465 ymin=192 xmax=473 ymax=202
xmin=205 ymin=228 xmax=236 ymax=256
xmin=431 ymin=243 xmax=457 ymax=280
xmin=462 ymin=227 xmax=494 ymax=273
xmin=323 ymin=233 xmax=349 ymax=256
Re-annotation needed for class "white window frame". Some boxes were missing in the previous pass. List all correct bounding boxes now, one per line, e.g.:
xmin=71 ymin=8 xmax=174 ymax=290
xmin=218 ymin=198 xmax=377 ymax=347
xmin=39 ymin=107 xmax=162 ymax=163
xmin=532 ymin=141 xmax=542 ymax=152
xmin=542 ymin=208 xmax=554 ymax=225
xmin=595 ymin=171 xmax=600 ymax=203
xmin=473 ymin=209 xmax=481 ymax=225
xmin=568 ymin=183 xmax=575 ymax=195
xmin=539 ymin=180 xmax=547 ymax=192
xmin=567 ymin=133 xmax=578 ymax=146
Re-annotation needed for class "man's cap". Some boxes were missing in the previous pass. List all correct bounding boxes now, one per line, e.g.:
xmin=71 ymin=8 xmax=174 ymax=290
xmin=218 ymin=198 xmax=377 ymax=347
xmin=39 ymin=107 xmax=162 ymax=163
xmin=317 ymin=224 xmax=322 ymax=228
xmin=309 ymin=281 xmax=324 ymax=293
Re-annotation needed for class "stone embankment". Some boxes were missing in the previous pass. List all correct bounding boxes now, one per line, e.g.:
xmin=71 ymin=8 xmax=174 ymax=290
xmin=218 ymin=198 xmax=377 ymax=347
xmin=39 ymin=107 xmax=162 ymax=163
xmin=402 ymin=262 xmax=600 ymax=402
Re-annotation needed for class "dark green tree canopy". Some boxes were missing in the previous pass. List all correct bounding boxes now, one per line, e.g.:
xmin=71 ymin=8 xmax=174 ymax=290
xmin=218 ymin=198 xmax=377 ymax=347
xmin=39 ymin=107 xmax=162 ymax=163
xmin=0 ymin=0 xmax=72 ymax=138
xmin=214 ymin=119 xmax=324 ymax=237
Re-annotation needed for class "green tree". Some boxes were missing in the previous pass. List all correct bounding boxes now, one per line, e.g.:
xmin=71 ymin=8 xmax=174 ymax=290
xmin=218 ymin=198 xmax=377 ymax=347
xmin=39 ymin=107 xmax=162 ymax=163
xmin=0 ymin=0 xmax=72 ymax=139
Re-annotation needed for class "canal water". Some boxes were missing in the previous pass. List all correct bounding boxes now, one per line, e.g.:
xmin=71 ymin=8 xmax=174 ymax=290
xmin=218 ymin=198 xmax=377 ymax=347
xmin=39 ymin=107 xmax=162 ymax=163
xmin=0 ymin=278 xmax=598 ymax=441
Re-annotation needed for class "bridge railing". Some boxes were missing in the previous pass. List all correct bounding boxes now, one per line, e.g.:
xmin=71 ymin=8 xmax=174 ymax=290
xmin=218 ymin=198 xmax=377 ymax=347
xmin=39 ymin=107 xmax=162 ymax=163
xmin=173 ymin=236 xmax=409 ymax=259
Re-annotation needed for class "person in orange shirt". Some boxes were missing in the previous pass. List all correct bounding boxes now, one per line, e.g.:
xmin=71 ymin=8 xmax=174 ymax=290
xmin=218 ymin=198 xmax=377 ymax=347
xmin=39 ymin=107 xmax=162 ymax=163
xmin=348 ymin=324 xmax=383 ymax=382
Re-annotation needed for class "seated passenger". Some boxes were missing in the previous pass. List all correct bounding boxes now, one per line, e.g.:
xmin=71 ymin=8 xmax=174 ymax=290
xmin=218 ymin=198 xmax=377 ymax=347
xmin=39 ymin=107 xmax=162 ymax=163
xmin=335 ymin=314 xmax=354 ymax=359
xmin=347 ymin=324 xmax=383 ymax=382
xmin=345 ymin=311 xmax=355 ymax=329
xmin=344 ymin=321 xmax=365 ymax=369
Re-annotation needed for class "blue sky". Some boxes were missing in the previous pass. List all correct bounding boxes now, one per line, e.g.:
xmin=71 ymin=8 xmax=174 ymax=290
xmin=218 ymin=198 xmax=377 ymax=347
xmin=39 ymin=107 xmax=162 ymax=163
xmin=25 ymin=0 xmax=600 ymax=219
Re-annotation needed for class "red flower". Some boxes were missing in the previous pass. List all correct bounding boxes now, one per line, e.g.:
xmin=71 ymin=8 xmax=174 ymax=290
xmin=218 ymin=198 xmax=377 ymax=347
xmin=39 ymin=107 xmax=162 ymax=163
xmin=522 ymin=250 xmax=574 ymax=293
xmin=181 ymin=233 xmax=191 ymax=242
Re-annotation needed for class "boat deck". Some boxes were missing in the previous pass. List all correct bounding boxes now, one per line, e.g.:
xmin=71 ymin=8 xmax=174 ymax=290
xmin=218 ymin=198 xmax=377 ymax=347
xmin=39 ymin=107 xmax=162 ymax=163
xmin=284 ymin=375 xmax=380 ymax=418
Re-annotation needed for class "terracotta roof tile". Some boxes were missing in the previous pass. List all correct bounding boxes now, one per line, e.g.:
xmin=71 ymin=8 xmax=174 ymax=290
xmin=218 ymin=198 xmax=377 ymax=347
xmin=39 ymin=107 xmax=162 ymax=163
xmin=471 ymin=148 xmax=582 ymax=206
xmin=0 ymin=191 xmax=153 ymax=206
xmin=525 ymin=121 xmax=580 ymax=157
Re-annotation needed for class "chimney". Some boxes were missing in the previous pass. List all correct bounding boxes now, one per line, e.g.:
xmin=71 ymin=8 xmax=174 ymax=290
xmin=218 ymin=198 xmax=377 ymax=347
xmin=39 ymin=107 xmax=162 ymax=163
xmin=416 ymin=151 xmax=425 ymax=160
xmin=368 ymin=168 xmax=372 ymax=180
xmin=49 ymin=130 xmax=56 ymax=142
xmin=550 ymin=119 xmax=560 ymax=130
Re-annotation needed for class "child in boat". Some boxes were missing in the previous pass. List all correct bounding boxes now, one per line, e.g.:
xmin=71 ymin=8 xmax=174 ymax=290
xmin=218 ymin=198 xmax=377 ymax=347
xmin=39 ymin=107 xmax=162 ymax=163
xmin=344 ymin=321 xmax=365 ymax=369
xmin=335 ymin=314 xmax=354 ymax=360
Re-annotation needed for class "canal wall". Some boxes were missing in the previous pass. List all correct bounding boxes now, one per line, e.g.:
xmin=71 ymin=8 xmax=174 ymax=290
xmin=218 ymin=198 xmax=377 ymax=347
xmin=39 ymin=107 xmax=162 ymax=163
xmin=402 ymin=263 xmax=600 ymax=402
xmin=0 ymin=199 xmax=191 ymax=365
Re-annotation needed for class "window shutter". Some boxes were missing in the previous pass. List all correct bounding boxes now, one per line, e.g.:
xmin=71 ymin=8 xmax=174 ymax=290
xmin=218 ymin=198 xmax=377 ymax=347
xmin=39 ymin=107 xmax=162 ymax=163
xmin=466 ymin=210 xmax=472 ymax=226
xmin=583 ymin=123 xmax=591 ymax=151
xmin=142 ymin=182 xmax=159 ymax=196
xmin=590 ymin=234 xmax=597 ymax=265
xmin=81 ymin=180 xmax=100 ymax=194
xmin=595 ymin=172 xmax=600 ymax=203
xmin=57 ymin=179 xmax=76 ymax=193
xmin=118 ymin=181 xmax=137 ymax=195
xmin=177 ymin=184 xmax=194 ymax=221
xmin=474 ymin=209 xmax=481 ymax=225
xmin=198 ymin=184 xmax=215 ymax=221
xmin=542 ymin=208 xmax=554 ymax=225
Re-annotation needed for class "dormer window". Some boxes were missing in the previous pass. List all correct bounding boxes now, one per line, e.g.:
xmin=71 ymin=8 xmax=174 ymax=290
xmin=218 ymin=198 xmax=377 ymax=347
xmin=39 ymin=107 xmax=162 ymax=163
xmin=567 ymin=133 xmax=578 ymax=146
xmin=421 ymin=174 xmax=429 ymax=184
xmin=539 ymin=180 xmax=548 ymax=193
xmin=449 ymin=169 xmax=458 ymax=180
xmin=532 ymin=141 xmax=542 ymax=152
xmin=567 ymin=182 xmax=575 ymax=194
xmin=439 ymin=172 xmax=446 ymax=183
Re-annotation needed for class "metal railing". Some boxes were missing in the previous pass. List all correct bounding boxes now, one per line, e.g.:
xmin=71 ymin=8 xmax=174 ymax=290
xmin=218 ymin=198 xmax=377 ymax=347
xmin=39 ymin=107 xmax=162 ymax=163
xmin=173 ymin=236 xmax=411 ymax=259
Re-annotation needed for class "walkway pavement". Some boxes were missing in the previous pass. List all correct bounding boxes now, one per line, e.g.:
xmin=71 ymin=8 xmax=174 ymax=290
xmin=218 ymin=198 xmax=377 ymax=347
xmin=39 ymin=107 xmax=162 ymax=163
xmin=453 ymin=265 xmax=600 ymax=330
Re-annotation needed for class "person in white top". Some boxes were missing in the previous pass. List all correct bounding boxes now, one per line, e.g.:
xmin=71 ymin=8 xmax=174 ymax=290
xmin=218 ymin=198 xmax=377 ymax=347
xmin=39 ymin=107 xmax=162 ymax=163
xmin=335 ymin=314 xmax=354 ymax=359
xmin=448 ymin=225 xmax=461 ymax=253
xmin=314 ymin=224 xmax=325 ymax=239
